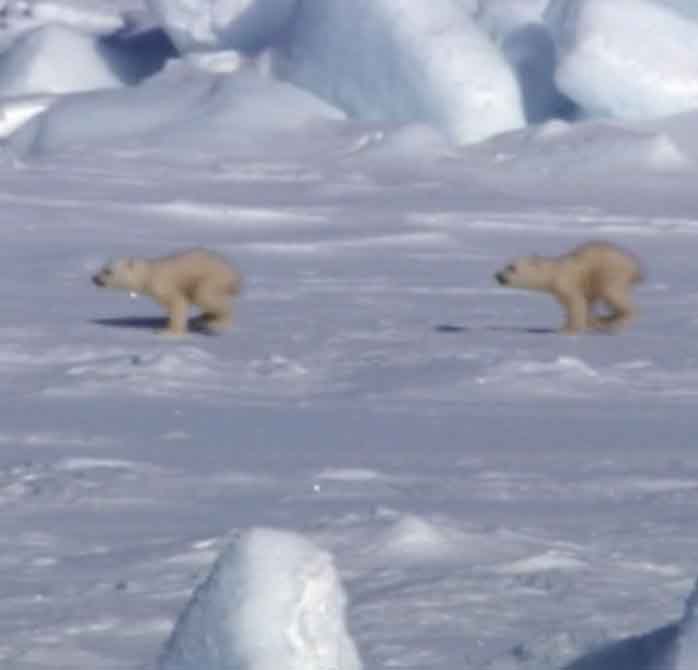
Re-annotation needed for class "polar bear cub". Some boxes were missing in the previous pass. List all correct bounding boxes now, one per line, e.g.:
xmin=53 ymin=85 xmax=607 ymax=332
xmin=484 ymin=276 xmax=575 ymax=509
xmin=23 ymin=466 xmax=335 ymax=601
xmin=92 ymin=249 xmax=243 ymax=335
xmin=495 ymin=241 xmax=643 ymax=334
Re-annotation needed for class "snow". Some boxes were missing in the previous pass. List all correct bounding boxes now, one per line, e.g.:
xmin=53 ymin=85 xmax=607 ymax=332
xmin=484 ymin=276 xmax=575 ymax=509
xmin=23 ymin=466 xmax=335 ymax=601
xmin=470 ymin=119 xmax=694 ymax=178
xmin=272 ymin=0 xmax=525 ymax=144
xmin=159 ymin=527 xmax=362 ymax=670
xmin=676 ymin=579 xmax=698 ymax=670
xmin=0 ymin=24 xmax=124 ymax=96
xmin=0 ymin=0 xmax=126 ymax=39
xmin=147 ymin=0 xmax=297 ymax=54
xmin=0 ymin=19 xmax=174 ymax=101
xmin=148 ymin=0 xmax=525 ymax=143
xmin=655 ymin=0 xmax=698 ymax=21
xmin=499 ymin=23 xmax=574 ymax=124
xmin=473 ymin=0 xmax=549 ymax=39
xmin=1 ymin=2 xmax=698 ymax=670
xmin=6 ymin=64 xmax=344 ymax=156
xmin=546 ymin=0 xmax=698 ymax=120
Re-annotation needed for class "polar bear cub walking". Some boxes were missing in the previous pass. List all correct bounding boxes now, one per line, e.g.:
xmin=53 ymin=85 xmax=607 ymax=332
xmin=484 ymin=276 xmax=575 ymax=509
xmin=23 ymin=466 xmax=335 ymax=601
xmin=495 ymin=241 xmax=643 ymax=334
xmin=92 ymin=249 xmax=243 ymax=335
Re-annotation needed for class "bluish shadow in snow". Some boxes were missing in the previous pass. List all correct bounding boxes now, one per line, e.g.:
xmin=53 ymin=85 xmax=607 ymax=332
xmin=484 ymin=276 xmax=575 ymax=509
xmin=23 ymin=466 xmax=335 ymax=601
xmin=91 ymin=316 xmax=221 ymax=335
xmin=91 ymin=316 xmax=169 ymax=331
xmin=564 ymin=576 xmax=697 ymax=670
xmin=501 ymin=23 xmax=577 ymax=124
xmin=434 ymin=324 xmax=556 ymax=335
xmin=100 ymin=26 xmax=177 ymax=84
xmin=564 ymin=622 xmax=679 ymax=670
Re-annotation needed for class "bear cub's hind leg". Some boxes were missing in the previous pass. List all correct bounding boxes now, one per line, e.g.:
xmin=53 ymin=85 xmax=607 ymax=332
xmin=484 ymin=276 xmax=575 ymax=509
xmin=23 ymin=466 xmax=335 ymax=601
xmin=192 ymin=284 xmax=233 ymax=332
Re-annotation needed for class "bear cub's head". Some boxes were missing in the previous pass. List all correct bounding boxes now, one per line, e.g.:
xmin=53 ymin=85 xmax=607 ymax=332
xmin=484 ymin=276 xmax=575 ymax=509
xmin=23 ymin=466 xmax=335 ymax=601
xmin=92 ymin=258 xmax=148 ymax=292
xmin=495 ymin=255 xmax=551 ymax=291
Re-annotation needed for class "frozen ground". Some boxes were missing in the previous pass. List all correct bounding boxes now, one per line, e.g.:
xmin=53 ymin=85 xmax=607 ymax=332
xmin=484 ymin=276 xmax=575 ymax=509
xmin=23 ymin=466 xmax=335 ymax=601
xmin=0 ymin=116 xmax=697 ymax=670
xmin=0 ymin=1 xmax=698 ymax=670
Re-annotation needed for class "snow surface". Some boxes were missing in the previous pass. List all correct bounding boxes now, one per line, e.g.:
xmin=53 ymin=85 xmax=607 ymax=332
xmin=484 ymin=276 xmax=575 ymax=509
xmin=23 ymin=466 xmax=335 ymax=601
xmin=546 ymin=0 xmax=698 ymax=120
xmin=159 ymin=527 xmax=362 ymax=670
xmin=1 ymin=2 xmax=698 ymax=670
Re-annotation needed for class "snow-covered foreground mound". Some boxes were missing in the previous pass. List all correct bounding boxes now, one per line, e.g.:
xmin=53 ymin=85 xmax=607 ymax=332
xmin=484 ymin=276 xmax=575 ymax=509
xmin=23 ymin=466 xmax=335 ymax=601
xmin=158 ymin=527 xmax=362 ymax=670
xmin=546 ymin=0 xmax=698 ymax=120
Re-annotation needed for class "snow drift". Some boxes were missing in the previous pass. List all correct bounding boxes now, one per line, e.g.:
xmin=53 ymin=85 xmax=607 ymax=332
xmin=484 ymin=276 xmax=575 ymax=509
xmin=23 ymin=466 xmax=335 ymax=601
xmin=158 ymin=527 xmax=362 ymax=670
xmin=273 ymin=0 xmax=525 ymax=144
xmin=546 ymin=0 xmax=698 ymax=120
xmin=471 ymin=118 xmax=694 ymax=177
xmin=6 ymin=63 xmax=344 ymax=157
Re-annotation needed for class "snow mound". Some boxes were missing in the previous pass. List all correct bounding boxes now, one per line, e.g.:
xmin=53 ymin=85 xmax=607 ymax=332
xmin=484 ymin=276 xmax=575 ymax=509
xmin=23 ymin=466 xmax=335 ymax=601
xmin=0 ymin=24 xmax=124 ymax=97
xmin=147 ymin=0 xmax=297 ymax=53
xmin=476 ymin=356 xmax=618 ymax=397
xmin=273 ymin=0 xmax=525 ymax=144
xmin=345 ymin=123 xmax=456 ymax=166
xmin=358 ymin=513 xmax=528 ymax=567
xmin=158 ymin=527 xmax=362 ymax=670
xmin=7 ymin=65 xmax=344 ymax=157
xmin=546 ymin=0 xmax=698 ymax=120
xmin=377 ymin=515 xmax=461 ymax=562
xmin=475 ymin=119 xmax=694 ymax=177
